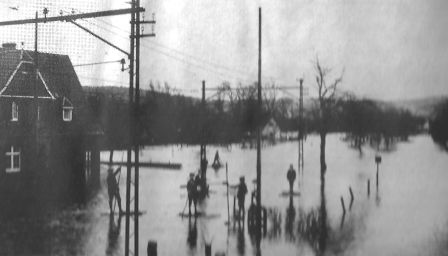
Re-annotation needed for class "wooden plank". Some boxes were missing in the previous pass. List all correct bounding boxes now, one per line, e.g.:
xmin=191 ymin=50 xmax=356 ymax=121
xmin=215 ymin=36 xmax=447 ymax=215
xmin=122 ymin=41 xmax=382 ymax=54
xmin=100 ymin=161 xmax=181 ymax=170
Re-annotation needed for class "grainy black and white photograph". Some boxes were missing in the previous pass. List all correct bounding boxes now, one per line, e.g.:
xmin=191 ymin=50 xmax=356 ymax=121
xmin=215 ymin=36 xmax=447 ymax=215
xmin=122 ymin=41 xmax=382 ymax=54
xmin=0 ymin=0 xmax=447 ymax=255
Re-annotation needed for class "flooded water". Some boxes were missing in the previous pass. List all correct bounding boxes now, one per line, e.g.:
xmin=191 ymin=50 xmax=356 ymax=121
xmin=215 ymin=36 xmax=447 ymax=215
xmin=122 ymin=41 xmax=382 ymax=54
xmin=1 ymin=134 xmax=448 ymax=256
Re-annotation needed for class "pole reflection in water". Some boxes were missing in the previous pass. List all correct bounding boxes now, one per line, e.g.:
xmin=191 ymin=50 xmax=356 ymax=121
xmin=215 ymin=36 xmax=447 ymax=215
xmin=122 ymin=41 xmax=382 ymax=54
xmin=106 ymin=213 xmax=122 ymax=256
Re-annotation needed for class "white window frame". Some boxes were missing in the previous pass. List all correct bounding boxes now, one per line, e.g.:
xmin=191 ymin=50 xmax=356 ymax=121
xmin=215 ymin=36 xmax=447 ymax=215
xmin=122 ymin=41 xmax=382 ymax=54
xmin=63 ymin=106 xmax=73 ymax=122
xmin=5 ymin=146 xmax=20 ymax=173
xmin=62 ymin=97 xmax=73 ymax=122
xmin=11 ymin=101 xmax=18 ymax=121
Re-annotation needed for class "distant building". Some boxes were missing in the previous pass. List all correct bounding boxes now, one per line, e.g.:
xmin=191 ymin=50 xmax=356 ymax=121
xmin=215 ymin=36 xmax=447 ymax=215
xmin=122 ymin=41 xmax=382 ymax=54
xmin=261 ymin=117 xmax=281 ymax=141
xmin=0 ymin=43 xmax=100 ymax=212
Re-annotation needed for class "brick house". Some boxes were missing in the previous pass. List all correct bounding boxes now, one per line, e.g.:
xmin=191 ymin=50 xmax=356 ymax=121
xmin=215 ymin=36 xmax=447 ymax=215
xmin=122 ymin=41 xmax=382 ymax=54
xmin=0 ymin=43 xmax=100 ymax=213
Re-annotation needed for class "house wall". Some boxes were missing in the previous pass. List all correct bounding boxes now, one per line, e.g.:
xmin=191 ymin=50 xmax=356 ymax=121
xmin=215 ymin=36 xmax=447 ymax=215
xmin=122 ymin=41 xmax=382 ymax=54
xmin=0 ymin=97 xmax=95 ymax=211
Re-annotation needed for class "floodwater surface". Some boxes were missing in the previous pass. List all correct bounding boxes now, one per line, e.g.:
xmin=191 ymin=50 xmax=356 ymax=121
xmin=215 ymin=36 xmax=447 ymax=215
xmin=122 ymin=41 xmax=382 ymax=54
xmin=1 ymin=134 xmax=448 ymax=256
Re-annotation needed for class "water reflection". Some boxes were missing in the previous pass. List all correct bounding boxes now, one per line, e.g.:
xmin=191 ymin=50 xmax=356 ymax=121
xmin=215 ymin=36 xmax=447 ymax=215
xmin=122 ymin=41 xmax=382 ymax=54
xmin=266 ymin=208 xmax=282 ymax=240
xmin=106 ymin=213 xmax=122 ymax=255
xmin=296 ymin=178 xmax=328 ymax=255
xmin=187 ymin=216 xmax=198 ymax=249
xmin=285 ymin=196 xmax=296 ymax=241
xmin=318 ymin=178 xmax=328 ymax=255
xmin=236 ymin=220 xmax=245 ymax=255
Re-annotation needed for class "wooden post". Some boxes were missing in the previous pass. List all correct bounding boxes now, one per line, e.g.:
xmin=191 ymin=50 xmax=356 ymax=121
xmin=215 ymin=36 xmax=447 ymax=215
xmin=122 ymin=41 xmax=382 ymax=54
xmin=226 ymin=163 xmax=230 ymax=226
xmin=367 ymin=179 xmax=370 ymax=197
xmin=205 ymin=243 xmax=212 ymax=256
xmin=147 ymin=240 xmax=157 ymax=256
xmin=255 ymin=6 xmax=263 ymax=242
xmin=375 ymin=155 xmax=381 ymax=191
xmin=340 ymin=196 xmax=346 ymax=214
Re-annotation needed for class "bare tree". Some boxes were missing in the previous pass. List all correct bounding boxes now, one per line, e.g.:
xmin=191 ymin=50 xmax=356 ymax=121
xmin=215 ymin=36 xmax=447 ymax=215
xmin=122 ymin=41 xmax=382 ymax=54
xmin=314 ymin=57 xmax=344 ymax=181
xmin=263 ymin=82 xmax=277 ymax=116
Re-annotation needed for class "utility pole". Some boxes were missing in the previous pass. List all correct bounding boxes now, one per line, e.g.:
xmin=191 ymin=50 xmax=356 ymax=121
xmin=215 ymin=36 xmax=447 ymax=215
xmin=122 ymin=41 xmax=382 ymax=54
xmin=256 ymin=6 xmax=262 ymax=240
xmin=34 ymin=11 xmax=39 ymax=147
xmin=128 ymin=2 xmax=155 ymax=255
xmin=124 ymin=1 xmax=135 ymax=255
xmin=134 ymin=0 xmax=140 ymax=254
xmin=200 ymin=80 xmax=207 ymax=181
xmin=298 ymin=78 xmax=304 ymax=189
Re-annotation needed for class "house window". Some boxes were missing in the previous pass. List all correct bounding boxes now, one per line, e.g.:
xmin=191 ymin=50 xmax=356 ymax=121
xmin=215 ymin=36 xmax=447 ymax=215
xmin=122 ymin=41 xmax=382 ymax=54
xmin=5 ymin=146 xmax=20 ymax=173
xmin=85 ymin=151 xmax=91 ymax=181
xmin=62 ymin=97 xmax=73 ymax=122
xmin=11 ymin=102 xmax=18 ymax=121
xmin=63 ymin=107 xmax=72 ymax=121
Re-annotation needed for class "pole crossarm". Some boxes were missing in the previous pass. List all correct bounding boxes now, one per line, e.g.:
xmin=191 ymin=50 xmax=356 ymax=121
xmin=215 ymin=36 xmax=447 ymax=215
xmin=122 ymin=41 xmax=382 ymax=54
xmin=131 ymin=33 xmax=156 ymax=38
xmin=131 ymin=20 xmax=156 ymax=24
xmin=69 ymin=20 xmax=130 ymax=56
xmin=0 ymin=8 xmax=145 ymax=26
xmin=73 ymin=59 xmax=122 ymax=67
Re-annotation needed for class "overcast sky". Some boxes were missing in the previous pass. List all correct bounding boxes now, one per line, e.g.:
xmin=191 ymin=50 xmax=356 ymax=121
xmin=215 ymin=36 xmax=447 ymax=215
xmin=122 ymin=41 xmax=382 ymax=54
xmin=0 ymin=0 xmax=447 ymax=100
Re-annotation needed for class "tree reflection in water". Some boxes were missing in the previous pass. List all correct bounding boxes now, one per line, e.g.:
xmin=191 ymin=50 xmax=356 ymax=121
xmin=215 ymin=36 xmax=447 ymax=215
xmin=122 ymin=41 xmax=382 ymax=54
xmin=295 ymin=178 xmax=327 ymax=255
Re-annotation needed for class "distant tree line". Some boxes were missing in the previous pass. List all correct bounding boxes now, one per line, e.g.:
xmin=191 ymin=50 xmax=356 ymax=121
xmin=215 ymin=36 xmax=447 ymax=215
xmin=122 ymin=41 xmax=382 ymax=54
xmin=82 ymin=84 xmax=424 ymax=149
xmin=430 ymin=100 xmax=448 ymax=149
xmin=339 ymin=96 xmax=424 ymax=138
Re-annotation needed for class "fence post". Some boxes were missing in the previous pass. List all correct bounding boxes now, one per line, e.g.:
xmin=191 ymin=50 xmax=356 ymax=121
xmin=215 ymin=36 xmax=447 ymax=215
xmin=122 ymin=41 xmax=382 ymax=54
xmin=340 ymin=196 xmax=346 ymax=214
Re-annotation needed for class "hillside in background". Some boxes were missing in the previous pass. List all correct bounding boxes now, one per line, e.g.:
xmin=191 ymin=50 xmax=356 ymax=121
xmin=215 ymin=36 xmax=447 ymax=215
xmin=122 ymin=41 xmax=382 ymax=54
xmin=387 ymin=96 xmax=448 ymax=118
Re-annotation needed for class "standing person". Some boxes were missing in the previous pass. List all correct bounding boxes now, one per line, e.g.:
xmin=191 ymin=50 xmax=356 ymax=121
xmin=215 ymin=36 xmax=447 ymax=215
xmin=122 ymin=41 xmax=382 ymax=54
xmin=107 ymin=166 xmax=123 ymax=214
xmin=187 ymin=173 xmax=197 ymax=216
xmin=212 ymin=150 xmax=221 ymax=167
xmin=237 ymin=176 xmax=248 ymax=219
xmin=287 ymin=164 xmax=296 ymax=194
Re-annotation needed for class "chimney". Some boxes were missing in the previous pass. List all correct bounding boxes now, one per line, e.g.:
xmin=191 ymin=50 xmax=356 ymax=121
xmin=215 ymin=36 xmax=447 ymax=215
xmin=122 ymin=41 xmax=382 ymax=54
xmin=2 ymin=43 xmax=17 ymax=50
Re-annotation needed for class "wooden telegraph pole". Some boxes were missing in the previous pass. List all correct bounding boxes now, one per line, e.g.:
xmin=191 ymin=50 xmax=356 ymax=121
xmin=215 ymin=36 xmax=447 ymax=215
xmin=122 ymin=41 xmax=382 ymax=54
xmin=256 ymin=6 xmax=262 ymax=239
xmin=298 ymin=78 xmax=304 ymax=189
xmin=201 ymin=80 xmax=207 ymax=181
xmin=125 ymin=1 xmax=135 ymax=255
xmin=34 ymin=12 xmax=39 ymax=155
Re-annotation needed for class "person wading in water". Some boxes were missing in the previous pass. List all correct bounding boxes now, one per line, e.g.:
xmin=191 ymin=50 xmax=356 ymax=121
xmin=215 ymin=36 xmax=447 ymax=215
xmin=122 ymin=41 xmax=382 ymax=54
xmin=237 ymin=176 xmax=248 ymax=219
xmin=187 ymin=173 xmax=198 ymax=216
xmin=287 ymin=164 xmax=296 ymax=194
xmin=107 ymin=166 xmax=123 ymax=214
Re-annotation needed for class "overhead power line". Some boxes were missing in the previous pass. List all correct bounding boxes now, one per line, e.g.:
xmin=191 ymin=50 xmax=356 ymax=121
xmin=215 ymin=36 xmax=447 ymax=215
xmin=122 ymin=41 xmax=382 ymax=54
xmin=73 ymin=59 xmax=122 ymax=67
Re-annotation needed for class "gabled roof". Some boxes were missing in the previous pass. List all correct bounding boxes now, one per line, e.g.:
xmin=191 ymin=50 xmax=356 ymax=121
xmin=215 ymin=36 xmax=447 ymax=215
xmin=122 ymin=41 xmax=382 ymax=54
xmin=0 ymin=48 xmax=83 ymax=106
xmin=0 ymin=60 xmax=55 ymax=99
xmin=62 ymin=97 xmax=73 ymax=108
